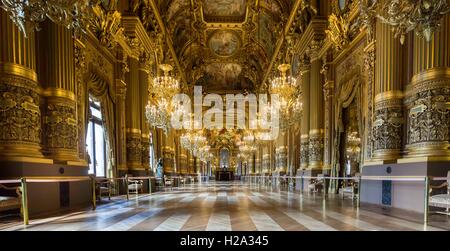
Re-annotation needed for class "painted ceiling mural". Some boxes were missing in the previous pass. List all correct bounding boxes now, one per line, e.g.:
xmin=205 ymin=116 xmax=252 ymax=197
xmin=156 ymin=0 xmax=295 ymax=92
xmin=202 ymin=0 xmax=247 ymax=17
xmin=209 ymin=30 xmax=240 ymax=57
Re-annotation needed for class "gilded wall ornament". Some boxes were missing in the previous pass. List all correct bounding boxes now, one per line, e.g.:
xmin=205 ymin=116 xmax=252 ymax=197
xmin=326 ymin=13 xmax=351 ymax=51
xmin=377 ymin=0 xmax=450 ymax=44
xmin=88 ymin=3 xmax=122 ymax=50
xmin=0 ymin=0 xmax=90 ymax=37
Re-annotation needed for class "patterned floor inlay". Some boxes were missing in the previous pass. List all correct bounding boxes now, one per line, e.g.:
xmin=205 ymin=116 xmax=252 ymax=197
xmin=1 ymin=181 xmax=449 ymax=231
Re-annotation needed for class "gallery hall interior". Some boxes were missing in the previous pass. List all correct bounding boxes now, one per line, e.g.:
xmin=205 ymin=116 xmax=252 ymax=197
xmin=0 ymin=0 xmax=449 ymax=232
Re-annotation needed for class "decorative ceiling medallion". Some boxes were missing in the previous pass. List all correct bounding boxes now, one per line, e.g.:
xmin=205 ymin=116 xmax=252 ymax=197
xmin=202 ymin=0 xmax=247 ymax=22
xmin=208 ymin=30 xmax=240 ymax=57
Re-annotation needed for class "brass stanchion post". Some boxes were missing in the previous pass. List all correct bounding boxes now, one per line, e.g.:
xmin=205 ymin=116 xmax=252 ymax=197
xmin=21 ymin=178 xmax=29 ymax=225
xmin=424 ymin=176 xmax=430 ymax=225
xmin=148 ymin=177 xmax=152 ymax=194
xmin=125 ymin=174 xmax=129 ymax=200
xmin=91 ymin=176 xmax=96 ymax=210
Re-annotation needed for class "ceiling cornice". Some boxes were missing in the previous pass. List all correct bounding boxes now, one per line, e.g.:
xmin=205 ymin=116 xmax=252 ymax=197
xmin=148 ymin=0 xmax=187 ymax=84
xmin=260 ymin=0 xmax=303 ymax=88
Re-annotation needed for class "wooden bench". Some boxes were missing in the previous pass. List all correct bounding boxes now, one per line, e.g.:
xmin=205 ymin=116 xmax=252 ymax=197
xmin=0 ymin=184 xmax=21 ymax=213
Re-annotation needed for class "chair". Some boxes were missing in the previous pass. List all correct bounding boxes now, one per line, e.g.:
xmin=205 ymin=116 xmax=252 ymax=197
xmin=339 ymin=173 xmax=361 ymax=200
xmin=0 ymin=184 xmax=22 ymax=213
xmin=95 ymin=178 xmax=112 ymax=201
xmin=164 ymin=176 xmax=173 ymax=191
xmin=308 ymin=174 xmax=325 ymax=193
xmin=127 ymin=176 xmax=143 ymax=195
xmin=429 ymin=171 xmax=450 ymax=215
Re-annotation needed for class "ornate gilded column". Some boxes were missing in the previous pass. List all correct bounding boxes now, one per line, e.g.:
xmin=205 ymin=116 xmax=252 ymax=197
xmin=275 ymin=146 xmax=288 ymax=173
xmin=188 ymin=155 xmax=194 ymax=175
xmin=38 ymin=21 xmax=79 ymax=163
xmin=372 ymin=20 xmax=404 ymax=161
xmin=115 ymin=51 xmax=128 ymax=175
xmin=179 ymin=149 xmax=188 ymax=175
xmin=308 ymin=50 xmax=324 ymax=170
xmin=139 ymin=54 xmax=150 ymax=172
xmin=162 ymin=130 xmax=175 ymax=175
xmin=405 ymin=14 xmax=450 ymax=158
xmin=255 ymin=156 xmax=261 ymax=175
xmin=299 ymin=55 xmax=311 ymax=169
xmin=125 ymin=58 xmax=142 ymax=170
xmin=0 ymin=10 xmax=45 ymax=161
xmin=195 ymin=157 xmax=201 ymax=175
xmin=321 ymin=53 xmax=334 ymax=172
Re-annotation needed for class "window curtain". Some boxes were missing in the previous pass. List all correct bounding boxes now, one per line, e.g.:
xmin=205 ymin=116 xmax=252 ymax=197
xmin=331 ymin=71 xmax=363 ymax=192
xmin=85 ymin=70 xmax=117 ymax=178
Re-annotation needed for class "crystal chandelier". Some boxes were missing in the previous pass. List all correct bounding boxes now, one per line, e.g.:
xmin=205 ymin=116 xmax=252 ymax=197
xmin=270 ymin=64 xmax=302 ymax=130
xmin=152 ymin=64 xmax=180 ymax=99
xmin=180 ymin=130 xmax=207 ymax=157
xmin=145 ymin=64 xmax=180 ymax=134
xmin=346 ymin=131 xmax=361 ymax=160
xmin=145 ymin=98 xmax=171 ymax=134
xmin=237 ymin=139 xmax=256 ymax=160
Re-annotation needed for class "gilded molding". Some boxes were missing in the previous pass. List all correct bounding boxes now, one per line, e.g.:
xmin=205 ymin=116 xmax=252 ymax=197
xmin=0 ymin=62 xmax=38 ymax=82
xmin=42 ymin=88 xmax=76 ymax=101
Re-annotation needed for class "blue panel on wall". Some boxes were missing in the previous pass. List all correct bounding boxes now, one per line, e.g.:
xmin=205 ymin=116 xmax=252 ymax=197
xmin=382 ymin=180 xmax=392 ymax=206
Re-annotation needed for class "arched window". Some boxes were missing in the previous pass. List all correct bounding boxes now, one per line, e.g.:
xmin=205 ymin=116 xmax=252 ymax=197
xmin=86 ymin=97 xmax=107 ymax=177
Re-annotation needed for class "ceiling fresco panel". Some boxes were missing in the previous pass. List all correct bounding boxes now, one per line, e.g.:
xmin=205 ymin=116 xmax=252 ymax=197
xmin=202 ymin=0 xmax=247 ymax=22
xmin=208 ymin=30 xmax=241 ymax=57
